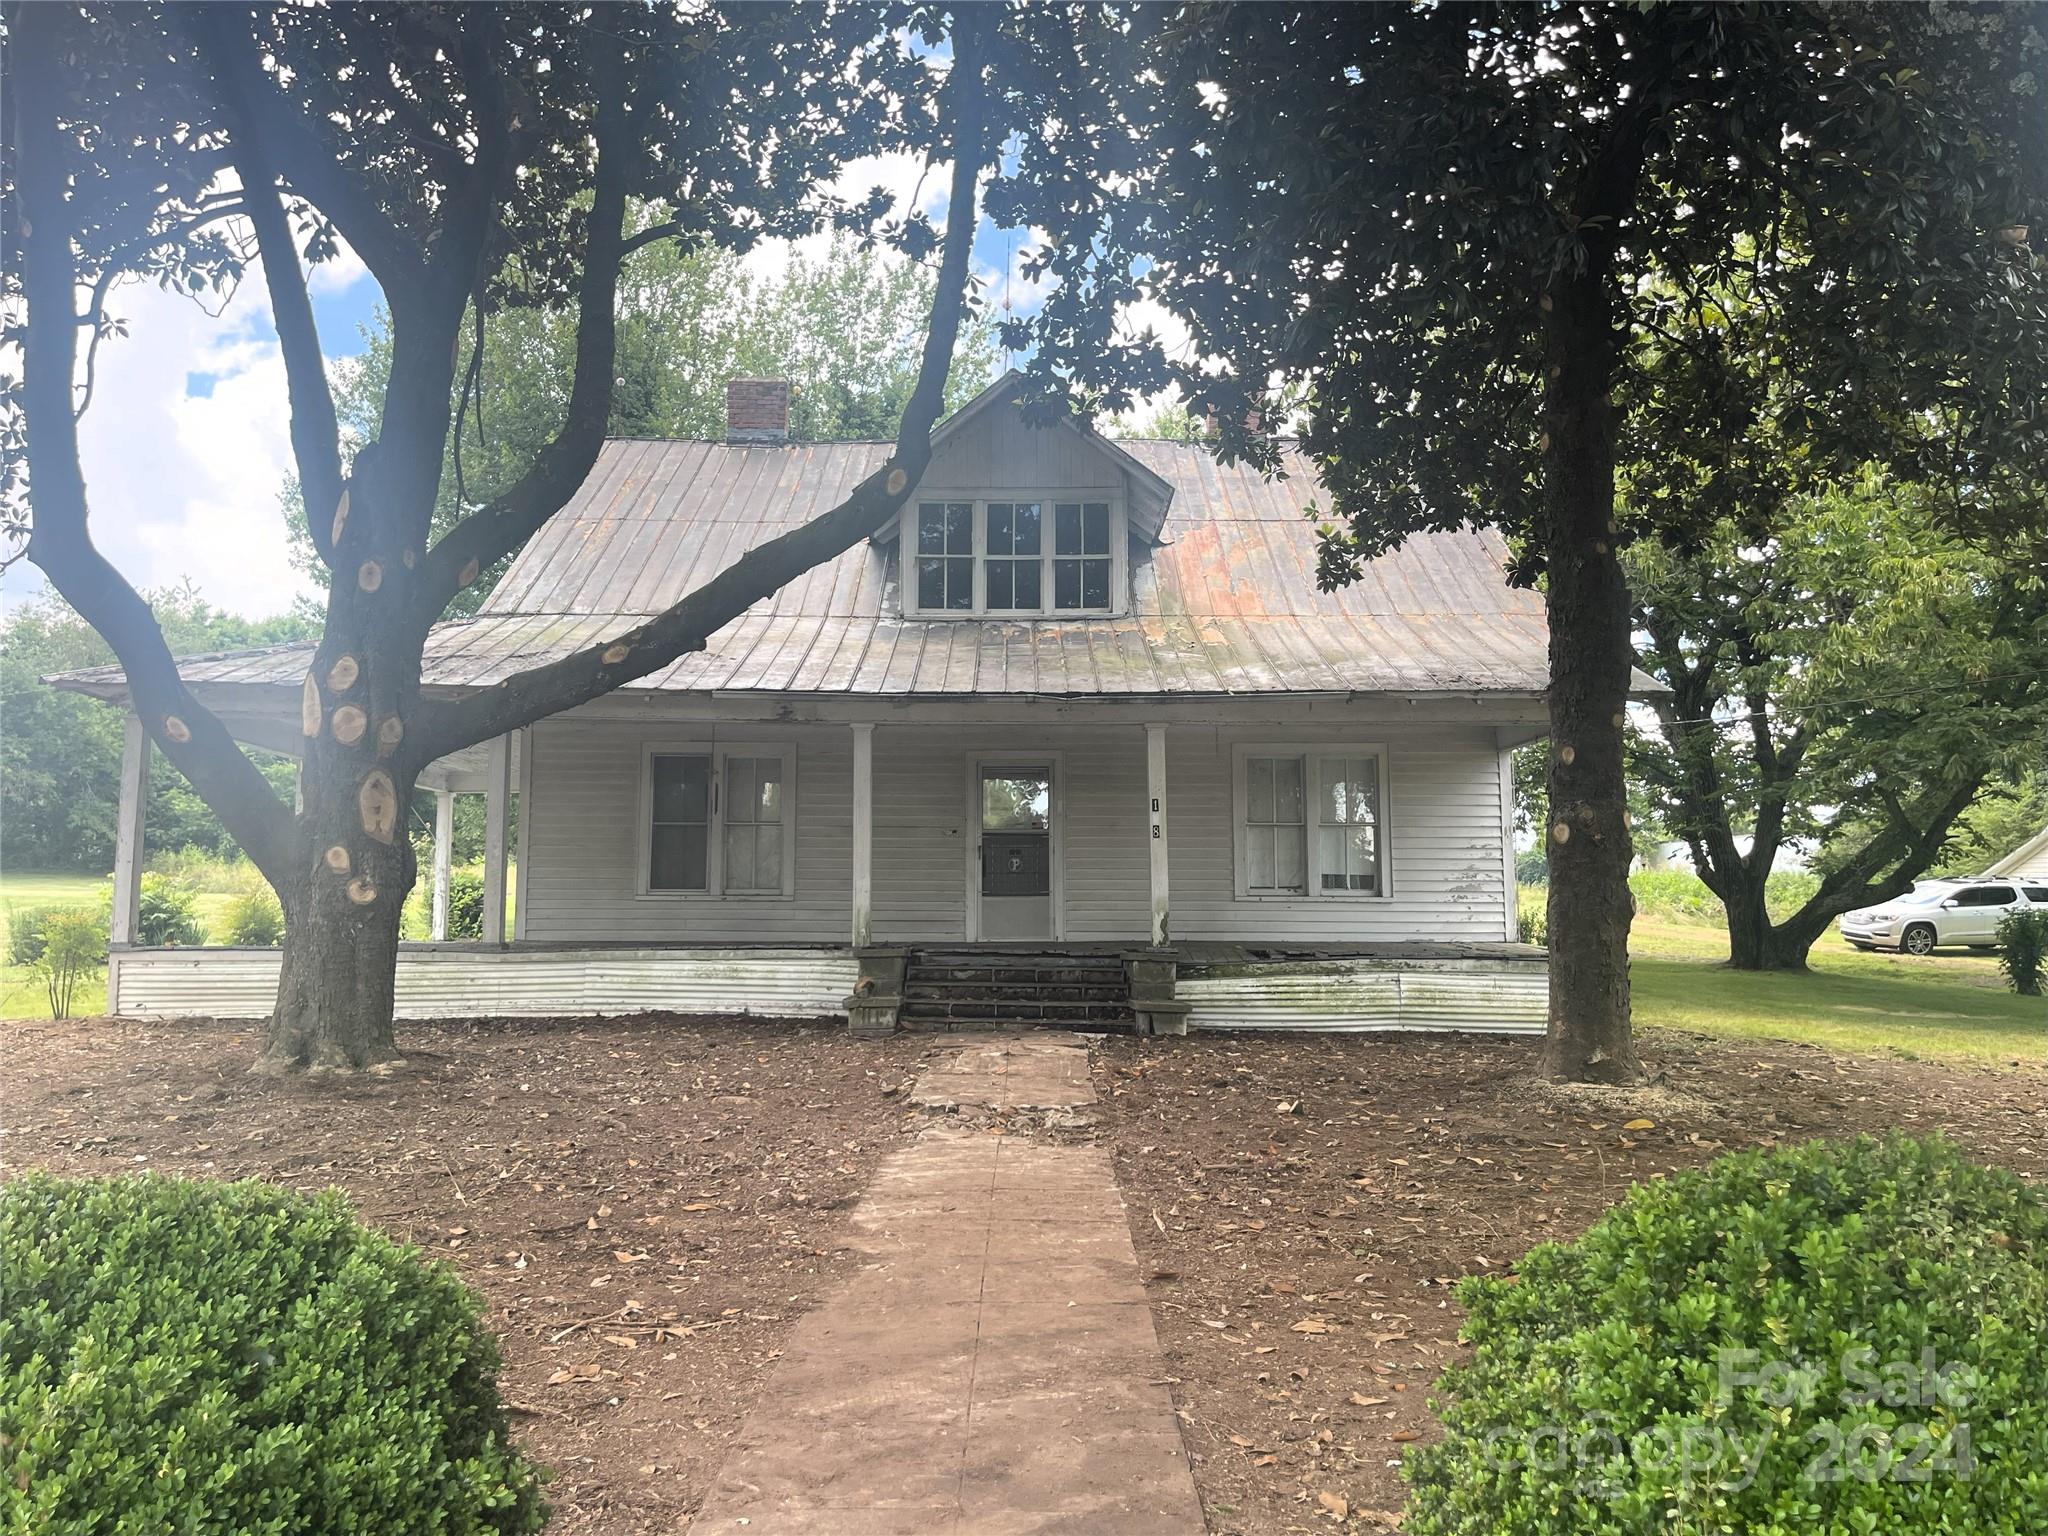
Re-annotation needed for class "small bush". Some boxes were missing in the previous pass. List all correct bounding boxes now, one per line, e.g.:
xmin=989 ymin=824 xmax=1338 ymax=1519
xmin=1515 ymin=885 xmax=1547 ymax=946
xmin=447 ymin=868 xmax=486 ymax=940
xmin=1405 ymin=1135 xmax=2048 ymax=1534
xmin=219 ymin=886 xmax=285 ymax=947
xmin=30 ymin=908 xmax=106 ymax=1020
xmin=0 ymin=1174 xmax=547 ymax=1533
xmin=6 ymin=905 xmax=55 ymax=965
xmin=96 ymin=873 xmax=206 ymax=948
xmin=1996 ymin=907 xmax=2048 ymax=996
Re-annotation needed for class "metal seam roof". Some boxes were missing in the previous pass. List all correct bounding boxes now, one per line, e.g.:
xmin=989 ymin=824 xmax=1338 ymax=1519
xmin=45 ymin=432 xmax=1623 ymax=703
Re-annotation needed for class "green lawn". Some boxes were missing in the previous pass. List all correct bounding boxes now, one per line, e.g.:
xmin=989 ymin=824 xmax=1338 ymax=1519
xmin=1631 ymin=915 xmax=2045 ymax=1066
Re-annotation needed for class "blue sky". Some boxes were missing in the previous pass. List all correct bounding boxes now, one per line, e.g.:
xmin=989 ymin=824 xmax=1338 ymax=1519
xmin=2 ymin=155 xmax=1081 ymax=620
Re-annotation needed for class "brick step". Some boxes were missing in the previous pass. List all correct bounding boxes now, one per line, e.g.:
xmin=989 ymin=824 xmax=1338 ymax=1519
xmin=899 ymin=998 xmax=1134 ymax=1024
xmin=904 ymin=980 xmax=1126 ymax=1004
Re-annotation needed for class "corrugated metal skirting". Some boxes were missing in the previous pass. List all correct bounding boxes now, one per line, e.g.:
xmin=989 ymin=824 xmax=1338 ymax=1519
xmin=1178 ymin=957 xmax=1545 ymax=1033
xmin=109 ymin=946 xmax=858 ymax=1022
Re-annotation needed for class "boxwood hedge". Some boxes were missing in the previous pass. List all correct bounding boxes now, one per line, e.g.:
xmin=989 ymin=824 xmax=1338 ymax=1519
xmin=0 ymin=1174 xmax=545 ymax=1533
xmin=1405 ymin=1135 xmax=2047 ymax=1533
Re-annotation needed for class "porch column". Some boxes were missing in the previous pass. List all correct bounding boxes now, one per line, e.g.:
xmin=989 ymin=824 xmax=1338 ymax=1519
xmin=482 ymin=734 xmax=511 ymax=944
xmin=1145 ymin=722 xmax=1170 ymax=946
xmin=850 ymin=722 xmax=874 ymax=947
xmin=110 ymin=714 xmax=151 ymax=946
xmin=430 ymin=789 xmax=454 ymax=942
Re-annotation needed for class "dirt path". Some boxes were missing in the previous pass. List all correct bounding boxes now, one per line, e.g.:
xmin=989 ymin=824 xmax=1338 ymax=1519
xmin=696 ymin=1033 xmax=1207 ymax=1534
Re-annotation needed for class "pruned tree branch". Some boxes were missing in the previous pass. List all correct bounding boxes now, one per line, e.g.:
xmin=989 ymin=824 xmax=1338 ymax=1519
xmin=407 ymin=11 xmax=994 ymax=761
xmin=194 ymin=6 xmax=346 ymax=569
xmin=182 ymin=5 xmax=421 ymax=293
xmin=13 ymin=7 xmax=295 ymax=885
xmin=413 ymin=83 xmax=634 ymax=618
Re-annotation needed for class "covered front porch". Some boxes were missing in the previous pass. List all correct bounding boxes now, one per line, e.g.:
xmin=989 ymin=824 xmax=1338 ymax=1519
xmin=97 ymin=689 xmax=1547 ymax=1033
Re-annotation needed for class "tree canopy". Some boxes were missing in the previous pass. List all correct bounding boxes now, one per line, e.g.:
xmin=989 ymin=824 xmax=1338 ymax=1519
xmin=283 ymin=234 xmax=1000 ymax=615
xmin=993 ymin=0 xmax=2048 ymax=1079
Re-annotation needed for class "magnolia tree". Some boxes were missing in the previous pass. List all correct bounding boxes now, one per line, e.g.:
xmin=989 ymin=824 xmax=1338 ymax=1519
xmin=995 ymin=1 xmax=2048 ymax=1081
xmin=4 ymin=1 xmax=996 ymax=1071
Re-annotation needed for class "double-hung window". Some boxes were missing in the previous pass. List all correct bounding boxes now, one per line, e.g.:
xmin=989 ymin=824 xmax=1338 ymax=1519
xmin=643 ymin=746 xmax=795 ymax=897
xmin=1234 ymin=745 xmax=1387 ymax=899
xmin=909 ymin=498 xmax=1119 ymax=616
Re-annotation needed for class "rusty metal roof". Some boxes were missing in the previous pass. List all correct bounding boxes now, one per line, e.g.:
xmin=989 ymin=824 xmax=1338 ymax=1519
xmin=52 ymin=435 xmax=1585 ymax=703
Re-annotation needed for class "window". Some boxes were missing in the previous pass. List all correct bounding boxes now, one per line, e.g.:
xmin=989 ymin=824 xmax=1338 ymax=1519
xmin=649 ymin=754 xmax=711 ymax=891
xmin=1317 ymin=755 xmax=1381 ymax=893
xmin=916 ymin=502 xmax=973 ymax=611
xmin=643 ymin=746 xmax=795 ymax=897
xmin=1955 ymin=885 xmax=2016 ymax=907
xmin=903 ymin=497 xmax=1121 ymax=616
xmin=721 ymin=755 xmax=785 ymax=894
xmin=1053 ymin=501 xmax=1112 ymax=611
xmin=1235 ymin=745 xmax=1388 ymax=899
xmin=985 ymin=501 xmax=1043 ymax=611
xmin=2024 ymin=886 xmax=2048 ymax=903
xmin=1243 ymin=755 xmax=1308 ymax=894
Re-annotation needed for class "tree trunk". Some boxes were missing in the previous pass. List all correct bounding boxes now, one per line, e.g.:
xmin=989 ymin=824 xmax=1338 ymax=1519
xmin=1722 ymin=878 xmax=1811 ymax=971
xmin=257 ymin=452 xmax=428 ymax=1073
xmin=1538 ymin=269 xmax=1647 ymax=1085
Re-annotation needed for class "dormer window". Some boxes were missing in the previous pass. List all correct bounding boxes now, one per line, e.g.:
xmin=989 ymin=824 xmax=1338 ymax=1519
xmin=908 ymin=497 xmax=1123 ymax=617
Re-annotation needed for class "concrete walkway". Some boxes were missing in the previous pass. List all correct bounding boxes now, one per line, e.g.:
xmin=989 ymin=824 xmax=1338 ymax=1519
xmin=694 ymin=1034 xmax=1206 ymax=1535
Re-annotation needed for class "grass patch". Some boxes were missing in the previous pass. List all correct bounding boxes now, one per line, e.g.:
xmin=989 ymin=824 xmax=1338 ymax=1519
xmin=1632 ymin=915 xmax=2045 ymax=1065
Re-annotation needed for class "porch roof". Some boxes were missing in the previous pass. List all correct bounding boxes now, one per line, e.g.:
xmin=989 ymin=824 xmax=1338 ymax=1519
xmin=48 ymin=427 xmax=1657 ymax=705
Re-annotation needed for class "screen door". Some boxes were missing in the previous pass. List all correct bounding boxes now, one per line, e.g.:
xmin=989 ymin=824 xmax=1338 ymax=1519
xmin=977 ymin=766 xmax=1053 ymax=940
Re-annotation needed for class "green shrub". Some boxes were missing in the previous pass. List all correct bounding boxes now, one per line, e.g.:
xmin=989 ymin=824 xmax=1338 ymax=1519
xmin=447 ymin=868 xmax=486 ymax=941
xmin=1996 ymin=908 xmax=2047 ymax=996
xmin=0 ymin=1174 xmax=546 ymax=1533
xmin=1515 ymin=885 xmax=1548 ymax=946
xmin=6 ymin=905 xmax=55 ymax=965
xmin=1405 ymin=1135 xmax=2048 ymax=1534
xmin=136 ymin=873 xmax=205 ymax=947
xmin=1515 ymin=848 xmax=1550 ymax=886
xmin=29 ymin=908 xmax=106 ymax=1020
xmin=219 ymin=886 xmax=285 ymax=947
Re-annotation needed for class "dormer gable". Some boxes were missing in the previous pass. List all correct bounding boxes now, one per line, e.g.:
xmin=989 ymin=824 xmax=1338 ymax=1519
xmin=879 ymin=372 xmax=1176 ymax=620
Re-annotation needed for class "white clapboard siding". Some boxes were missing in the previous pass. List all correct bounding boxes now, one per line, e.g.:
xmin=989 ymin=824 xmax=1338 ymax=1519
xmin=109 ymin=946 xmax=857 ymax=1021
xmin=517 ymin=716 xmax=1511 ymax=947
xmin=1179 ymin=957 xmax=1545 ymax=1033
xmin=1162 ymin=725 xmax=1512 ymax=943
xmin=521 ymin=720 xmax=854 ymax=943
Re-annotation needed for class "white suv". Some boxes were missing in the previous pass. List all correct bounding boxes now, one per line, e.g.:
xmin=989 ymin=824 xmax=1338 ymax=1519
xmin=1840 ymin=879 xmax=2048 ymax=955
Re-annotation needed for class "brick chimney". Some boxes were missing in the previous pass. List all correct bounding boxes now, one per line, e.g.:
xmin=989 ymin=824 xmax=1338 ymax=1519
xmin=726 ymin=378 xmax=790 ymax=443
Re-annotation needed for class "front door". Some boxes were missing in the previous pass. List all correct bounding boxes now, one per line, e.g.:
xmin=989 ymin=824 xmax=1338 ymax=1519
xmin=977 ymin=765 xmax=1053 ymax=941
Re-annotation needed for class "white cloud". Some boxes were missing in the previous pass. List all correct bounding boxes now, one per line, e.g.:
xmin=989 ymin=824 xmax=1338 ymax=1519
xmin=40 ymin=259 xmax=321 ymax=616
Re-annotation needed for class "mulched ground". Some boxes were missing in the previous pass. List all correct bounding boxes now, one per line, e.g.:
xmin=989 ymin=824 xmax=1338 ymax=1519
xmin=2 ymin=1014 xmax=929 ymax=1534
xmin=1090 ymin=1026 xmax=2048 ymax=1534
xmin=4 ymin=1016 xmax=2043 ymax=1533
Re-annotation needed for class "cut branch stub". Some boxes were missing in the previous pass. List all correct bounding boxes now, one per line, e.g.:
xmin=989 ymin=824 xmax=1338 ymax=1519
xmin=331 ymin=705 xmax=368 ymax=745
xmin=301 ymin=672 xmax=322 ymax=737
xmin=323 ymin=844 xmax=351 ymax=875
xmin=357 ymin=560 xmax=383 ymax=593
xmin=347 ymin=875 xmax=378 ymax=905
xmin=330 ymin=488 xmax=350 ymax=546
xmin=327 ymin=654 xmax=360 ymax=692
xmin=163 ymin=715 xmax=191 ymax=744
xmin=602 ymin=642 xmax=630 ymax=665
xmin=886 ymin=466 xmax=908 ymax=496
xmin=457 ymin=556 xmax=481 ymax=588
xmin=377 ymin=715 xmax=403 ymax=756
xmin=358 ymin=769 xmax=399 ymax=844
xmin=1558 ymin=744 xmax=1576 ymax=765
xmin=1551 ymin=821 xmax=1571 ymax=845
